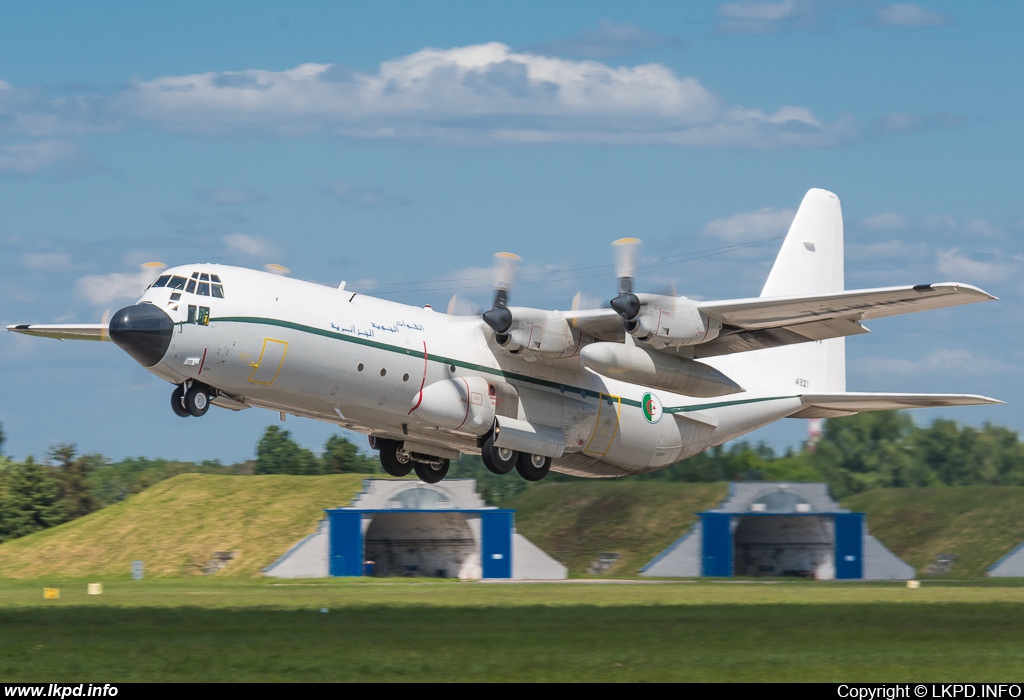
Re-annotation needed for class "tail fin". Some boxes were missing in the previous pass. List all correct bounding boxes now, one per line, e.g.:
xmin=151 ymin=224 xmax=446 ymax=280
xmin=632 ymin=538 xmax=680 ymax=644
xmin=762 ymin=188 xmax=844 ymax=298
xmin=760 ymin=188 xmax=847 ymax=392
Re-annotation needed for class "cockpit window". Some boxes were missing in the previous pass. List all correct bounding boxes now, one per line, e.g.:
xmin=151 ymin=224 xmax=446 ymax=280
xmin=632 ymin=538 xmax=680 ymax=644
xmin=160 ymin=272 xmax=224 ymax=297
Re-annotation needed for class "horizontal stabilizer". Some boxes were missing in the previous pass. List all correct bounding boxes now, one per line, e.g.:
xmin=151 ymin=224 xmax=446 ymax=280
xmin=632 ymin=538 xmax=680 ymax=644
xmin=791 ymin=392 xmax=1002 ymax=419
xmin=6 ymin=323 xmax=109 ymax=341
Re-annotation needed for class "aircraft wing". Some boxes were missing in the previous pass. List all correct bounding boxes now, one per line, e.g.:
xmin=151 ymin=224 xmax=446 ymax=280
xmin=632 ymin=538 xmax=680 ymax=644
xmin=6 ymin=323 xmax=109 ymax=341
xmin=693 ymin=282 xmax=994 ymax=358
xmin=565 ymin=308 xmax=624 ymax=342
xmin=791 ymin=392 xmax=1003 ymax=418
xmin=564 ymin=282 xmax=995 ymax=356
xmin=698 ymin=282 xmax=995 ymax=328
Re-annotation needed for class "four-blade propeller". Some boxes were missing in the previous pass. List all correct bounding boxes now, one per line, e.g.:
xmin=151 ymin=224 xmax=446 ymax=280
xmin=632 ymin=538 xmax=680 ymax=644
xmin=609 ymin=237 xmax=642 ymax=331
xmin=481 ymin=252 xmax=521 ymax=342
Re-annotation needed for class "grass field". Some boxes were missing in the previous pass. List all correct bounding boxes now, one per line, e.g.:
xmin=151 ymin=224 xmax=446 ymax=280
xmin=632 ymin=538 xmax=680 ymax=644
xmin=3 ymin=578 xmax=1024 ymax=682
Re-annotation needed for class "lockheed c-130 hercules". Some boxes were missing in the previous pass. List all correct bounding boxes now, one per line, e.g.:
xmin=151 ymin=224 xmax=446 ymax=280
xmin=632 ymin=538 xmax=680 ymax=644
xmin=8 ymin=189 xmax=1000 ymax=483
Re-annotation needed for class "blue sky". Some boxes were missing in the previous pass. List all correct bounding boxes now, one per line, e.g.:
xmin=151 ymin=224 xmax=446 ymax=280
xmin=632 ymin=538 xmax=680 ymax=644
xmin=1 ymin=1 xmax=1020 ymax=463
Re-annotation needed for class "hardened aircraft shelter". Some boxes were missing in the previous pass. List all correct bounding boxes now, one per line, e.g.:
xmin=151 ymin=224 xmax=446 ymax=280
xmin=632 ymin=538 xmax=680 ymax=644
xmin=641 ymin=482 xmax=913 ymax=580
xmin=264 ymin=479 xmax=565 ymax=580
xmin=989 ymin=541 xmax=1024 ymax=577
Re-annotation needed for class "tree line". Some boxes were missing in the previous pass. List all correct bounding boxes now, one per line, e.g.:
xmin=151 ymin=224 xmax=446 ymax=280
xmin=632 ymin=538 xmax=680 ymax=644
xmin=629 ymin=411 xmax=1024 ymax=498
xmin=2 ymin=411 xmax=1023 ymax=542
xmin=0 ymin=424 xmax=380 ymax=544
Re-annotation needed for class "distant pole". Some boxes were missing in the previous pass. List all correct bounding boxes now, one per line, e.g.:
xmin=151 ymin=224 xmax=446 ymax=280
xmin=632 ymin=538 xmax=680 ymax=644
xmin=806 ymin=419 xmax=823 ymax=452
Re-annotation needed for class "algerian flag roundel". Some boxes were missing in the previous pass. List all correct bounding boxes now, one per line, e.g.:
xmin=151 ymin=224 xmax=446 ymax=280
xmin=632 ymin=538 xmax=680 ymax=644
xmin=642 ymin=392 xmax=663 ymax=424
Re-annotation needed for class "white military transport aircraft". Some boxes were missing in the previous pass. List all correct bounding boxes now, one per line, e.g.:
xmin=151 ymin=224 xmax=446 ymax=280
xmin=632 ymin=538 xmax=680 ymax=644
xmin=8 ymin=189 xmax=1000 ymax=483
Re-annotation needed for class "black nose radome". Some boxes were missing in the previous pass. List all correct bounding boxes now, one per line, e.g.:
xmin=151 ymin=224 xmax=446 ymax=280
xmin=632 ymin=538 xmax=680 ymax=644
xmin=108 ymin=304 xmax=174 ymax=367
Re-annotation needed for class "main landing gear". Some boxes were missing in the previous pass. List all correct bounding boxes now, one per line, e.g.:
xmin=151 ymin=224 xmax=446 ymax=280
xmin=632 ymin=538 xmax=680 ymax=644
xmin=370 ymin=432 xmax=552 ymax=485
xmin=171 ymin=381 xmax=214 ymax=418
xmin=374 ymin=438 xmax=451 ymax=484
xmin=481 ymin=434 xmax=551 ymax=482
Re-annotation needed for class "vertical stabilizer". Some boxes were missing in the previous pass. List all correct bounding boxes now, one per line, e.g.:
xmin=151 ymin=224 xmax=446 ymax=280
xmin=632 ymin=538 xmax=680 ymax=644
xmin=762 ymin=188 xmax=844 ymax=298
xmin=711 ymin=189 xmax=847 ymax=394
xmin=764 ymin=188 xmax=846 ymax=393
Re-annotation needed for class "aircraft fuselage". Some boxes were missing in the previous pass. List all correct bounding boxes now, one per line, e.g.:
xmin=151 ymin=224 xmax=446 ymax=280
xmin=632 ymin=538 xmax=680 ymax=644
xmin=131 ymin=264 xmax=800 ymax=477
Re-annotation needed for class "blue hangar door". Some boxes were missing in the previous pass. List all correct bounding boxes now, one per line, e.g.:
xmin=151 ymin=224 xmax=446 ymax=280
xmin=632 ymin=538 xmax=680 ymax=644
xmin=481 ymin=511 xmax=513 ymax=579
xmin=834 ymin=513 xmax=864 ymax=579
xmin=701 ymin=513 xmax=733 ymax=577
xmin=329 ymin=510 xmax=363 ymax=577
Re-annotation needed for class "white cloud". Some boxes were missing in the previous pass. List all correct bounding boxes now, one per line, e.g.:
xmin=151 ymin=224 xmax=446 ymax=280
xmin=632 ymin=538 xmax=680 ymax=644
xmin=701 ymin=207 xmax=796 ymax=242
xmin=860 ymin=212 xmax=909 ymax=231
xmin=920 ymin=215 xmax=958 ymax=233
xmin=22 ymin=252 xmax=75 ymax=271
xmin=870 ymin=3 xmax=952 ymax=28
xmin=223 ymin=233 xmax=280 ymax=260
xmin=716 ymin=0 xmax=816 ymax=34
xmin=105 ymin=43 xmax=851 ymax=149
xmin=0 ymin=140 xmax=82 ymax=175
xmin=198 ymin=188 xmax=264 ymax=206
xmin=847 ymin=240 xmax=929 ymax=261
xmin=854 ymin=349 xmax=1015 ymax=376
xmin=75 ymin=268 xmax=162 ymax=307
xmin=527 ymin=20 xmax=682 ymax=58
xmin=964 ymin=218 xmax=1005 ymax=239
xmin=936 ymin=248 xmax=1018 ymax=283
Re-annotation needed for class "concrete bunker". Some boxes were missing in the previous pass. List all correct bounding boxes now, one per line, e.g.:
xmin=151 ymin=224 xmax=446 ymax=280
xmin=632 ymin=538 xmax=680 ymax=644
xmin=642 ymin=482 xmax=913 ymax=580
xmin=263 ymin=478 xmax=566 ymax=580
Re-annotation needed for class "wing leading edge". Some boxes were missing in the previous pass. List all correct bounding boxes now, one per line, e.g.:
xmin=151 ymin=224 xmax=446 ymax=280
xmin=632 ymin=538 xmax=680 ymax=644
xmin=6 ymin=323 xmax=109 ymax=341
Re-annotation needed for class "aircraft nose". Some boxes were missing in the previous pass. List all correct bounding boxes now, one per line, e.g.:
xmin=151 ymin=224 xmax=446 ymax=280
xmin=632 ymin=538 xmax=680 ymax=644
xmin=108 ymin=303 xmax=174 ymax=367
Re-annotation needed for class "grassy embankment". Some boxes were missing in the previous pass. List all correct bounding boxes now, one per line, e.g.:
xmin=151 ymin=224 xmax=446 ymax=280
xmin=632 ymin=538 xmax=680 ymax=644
xmin=504 ymin=481 xmax=727 ymax=577
xmin=0 ymin=474 xmax=367 ymax=578
xmin=842 ymin=485 xmax=1024 ymax=578
xmin=4 ymin=472 xmax=1024 ymax=581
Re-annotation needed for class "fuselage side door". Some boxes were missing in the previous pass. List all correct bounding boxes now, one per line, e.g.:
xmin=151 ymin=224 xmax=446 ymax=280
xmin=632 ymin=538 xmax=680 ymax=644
xmin=248 ymin=338 xmax=288 ymax=386
xmin=583 ymin=393 xmax=621 ymax=457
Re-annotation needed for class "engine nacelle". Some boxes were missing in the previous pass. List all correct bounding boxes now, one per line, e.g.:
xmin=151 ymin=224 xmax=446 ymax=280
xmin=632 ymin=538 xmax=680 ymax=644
xmin=580 ymin=342 xmax=743 ymax=398
xmin=494 ymin=307 xmax=580 ymax=360
xmin=628 ymin=294 xmax=721 ymax=349
xmin=409 ymin=377 xmax=495 ymax=435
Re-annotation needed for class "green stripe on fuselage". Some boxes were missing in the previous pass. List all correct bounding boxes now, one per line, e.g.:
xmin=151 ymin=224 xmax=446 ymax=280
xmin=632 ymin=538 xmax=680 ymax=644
xmin=211 ymin=316 xmax=796 ymax=414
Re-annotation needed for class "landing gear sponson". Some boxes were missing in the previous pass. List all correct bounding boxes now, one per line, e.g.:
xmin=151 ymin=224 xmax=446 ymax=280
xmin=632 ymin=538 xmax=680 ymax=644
xmin=171 ymin=380 xmax=214 ymax=418
xmin=370 ymin=432 xmax=551 ymax=484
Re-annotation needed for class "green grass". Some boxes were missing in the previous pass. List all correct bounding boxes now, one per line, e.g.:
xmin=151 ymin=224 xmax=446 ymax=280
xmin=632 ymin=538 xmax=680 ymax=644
xmin=505 ymin=481 xmax=728 ymax=577
xmin=3 ymin=578 xmax=1024 ymax=681
xmin=0 ymin=474 xmax=368 ymax=578
xmin=842 ymin=486 xmax=1024 ymax=578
